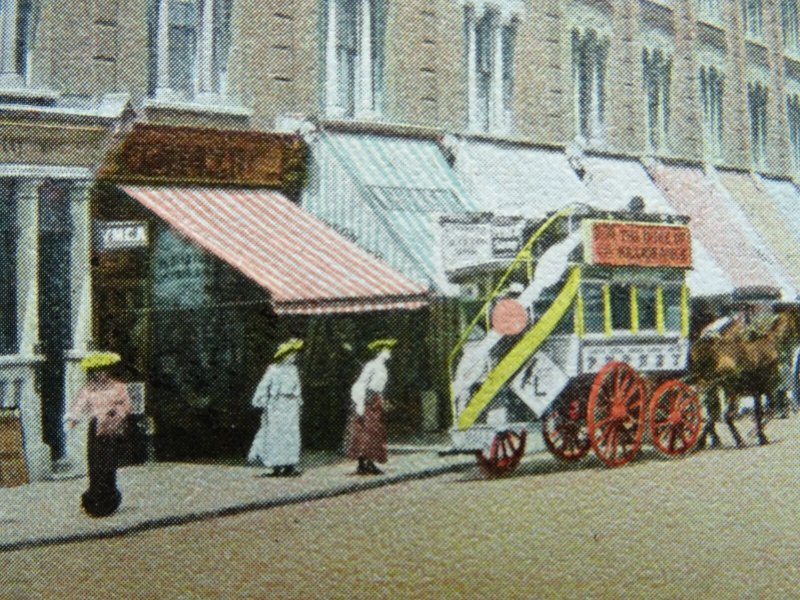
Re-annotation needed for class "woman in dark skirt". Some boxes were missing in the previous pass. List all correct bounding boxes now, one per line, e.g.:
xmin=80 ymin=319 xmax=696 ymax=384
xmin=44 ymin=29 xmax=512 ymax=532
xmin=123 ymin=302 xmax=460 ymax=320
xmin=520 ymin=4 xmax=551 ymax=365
xmin=64 ymin=352 xmax=132 ymax=517
xmin=346 ymin=339 xmax=395 ymax=475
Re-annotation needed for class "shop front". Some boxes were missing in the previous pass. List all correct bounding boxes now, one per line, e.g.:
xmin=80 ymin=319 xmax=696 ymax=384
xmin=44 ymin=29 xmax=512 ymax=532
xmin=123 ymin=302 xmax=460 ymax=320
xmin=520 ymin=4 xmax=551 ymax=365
xmin=302 ymin=126 xmax=478 ymax=430
xmin=90 ymin=124 xmax=428 ymax=462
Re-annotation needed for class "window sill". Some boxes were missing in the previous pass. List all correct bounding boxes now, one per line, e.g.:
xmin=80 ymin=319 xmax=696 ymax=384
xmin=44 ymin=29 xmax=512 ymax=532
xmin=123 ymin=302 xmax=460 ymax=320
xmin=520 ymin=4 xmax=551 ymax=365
xmin=695 ymin=15 xmax=723 ymax=30
xmin=0 ymin=83 xmax=59 ymax=104
xmin=143 ymin=96 xmax=252 ymax=117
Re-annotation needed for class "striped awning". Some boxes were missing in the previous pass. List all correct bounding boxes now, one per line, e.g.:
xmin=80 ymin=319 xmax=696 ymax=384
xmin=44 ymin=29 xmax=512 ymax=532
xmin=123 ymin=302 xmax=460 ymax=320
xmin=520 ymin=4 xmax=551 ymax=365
xmin=304 ymin=132 xmax=474 ymax=294
xmin=649 ymin=164 xmax=797 ymax=297
xmin=120 ymin=186 xmax=429 ymax=315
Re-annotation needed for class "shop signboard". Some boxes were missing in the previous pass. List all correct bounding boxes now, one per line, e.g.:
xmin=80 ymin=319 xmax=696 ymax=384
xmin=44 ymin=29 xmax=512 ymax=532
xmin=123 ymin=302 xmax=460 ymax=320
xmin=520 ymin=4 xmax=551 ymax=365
xmin=441 ymin=214 xmax=525 ymax=271
xmin=584 ymin=220 xmax=692 ymax=269
xmin=94 ymin=220 xmax=148 ymax=251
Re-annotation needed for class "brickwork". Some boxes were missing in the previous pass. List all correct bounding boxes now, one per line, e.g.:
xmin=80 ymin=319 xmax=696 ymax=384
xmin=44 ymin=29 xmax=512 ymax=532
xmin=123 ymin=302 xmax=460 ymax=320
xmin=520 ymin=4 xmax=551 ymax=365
xmin=7 ymin=0 xmax=800 ymax=178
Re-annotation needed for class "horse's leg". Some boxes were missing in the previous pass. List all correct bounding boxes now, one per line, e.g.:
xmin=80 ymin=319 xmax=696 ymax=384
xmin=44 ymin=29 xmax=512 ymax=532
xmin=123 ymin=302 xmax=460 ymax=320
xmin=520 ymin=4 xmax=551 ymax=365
xmin=724 ymin=392 xmax=744 ymax=448
xmin=698 ymin=388 xmax=721 ymax=449
xmin=754 ymin=393 xmax=769 ymax=446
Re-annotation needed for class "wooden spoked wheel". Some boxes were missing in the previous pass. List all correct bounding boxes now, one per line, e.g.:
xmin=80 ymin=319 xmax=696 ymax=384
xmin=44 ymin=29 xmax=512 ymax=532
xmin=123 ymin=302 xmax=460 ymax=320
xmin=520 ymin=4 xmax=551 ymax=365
xmin=587 ymin=362 xmax=646 ymax=468
xmin=649 ymin=380 xmax=703 ymax=456
xmin=475 ymin=430 xmax=527 ymax=477
xmin=542 ymin=394 xmax=590 ymax=461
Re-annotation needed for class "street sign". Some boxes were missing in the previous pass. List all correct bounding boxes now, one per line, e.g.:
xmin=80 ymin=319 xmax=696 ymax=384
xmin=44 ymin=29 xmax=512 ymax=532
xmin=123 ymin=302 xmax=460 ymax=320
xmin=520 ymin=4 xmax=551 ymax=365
xmin=94 ymin=220 xmax=148 ymax=251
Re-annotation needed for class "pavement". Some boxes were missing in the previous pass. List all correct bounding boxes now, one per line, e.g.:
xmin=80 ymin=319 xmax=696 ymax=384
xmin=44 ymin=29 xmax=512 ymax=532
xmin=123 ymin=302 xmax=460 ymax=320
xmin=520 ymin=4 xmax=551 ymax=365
xmin=0 ymin=441 xmax=477 ymax=553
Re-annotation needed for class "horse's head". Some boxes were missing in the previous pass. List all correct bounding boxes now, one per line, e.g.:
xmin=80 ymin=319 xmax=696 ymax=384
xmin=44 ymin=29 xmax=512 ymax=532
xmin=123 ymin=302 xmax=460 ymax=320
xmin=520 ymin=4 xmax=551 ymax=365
xmin=769 ymin=308 xmax=800 ymax=347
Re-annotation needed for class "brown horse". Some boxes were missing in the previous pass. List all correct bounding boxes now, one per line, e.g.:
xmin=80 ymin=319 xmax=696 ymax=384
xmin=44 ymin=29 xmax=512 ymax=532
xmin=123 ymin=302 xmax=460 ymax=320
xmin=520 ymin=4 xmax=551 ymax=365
xmin=689 ymin=310 xmax=800 ymax=448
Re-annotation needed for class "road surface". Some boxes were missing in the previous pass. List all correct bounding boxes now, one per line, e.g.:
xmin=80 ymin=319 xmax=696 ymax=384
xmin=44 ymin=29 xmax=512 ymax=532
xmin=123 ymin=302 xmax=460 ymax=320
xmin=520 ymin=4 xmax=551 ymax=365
xmin=5 ymin=416 xmax=800 ymax=599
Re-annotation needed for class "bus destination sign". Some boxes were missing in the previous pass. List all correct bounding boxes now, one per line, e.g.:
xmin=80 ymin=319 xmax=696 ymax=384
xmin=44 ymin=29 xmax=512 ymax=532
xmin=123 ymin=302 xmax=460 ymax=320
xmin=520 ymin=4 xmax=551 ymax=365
xmin=585 ymin=220 xmax=692 ymax=269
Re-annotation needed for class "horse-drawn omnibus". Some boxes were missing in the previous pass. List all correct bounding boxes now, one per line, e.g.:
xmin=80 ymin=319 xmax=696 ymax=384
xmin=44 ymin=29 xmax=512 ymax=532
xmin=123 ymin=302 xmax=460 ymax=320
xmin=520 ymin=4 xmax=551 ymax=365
xmin=445 ymin=204 xmax=706 ymax=476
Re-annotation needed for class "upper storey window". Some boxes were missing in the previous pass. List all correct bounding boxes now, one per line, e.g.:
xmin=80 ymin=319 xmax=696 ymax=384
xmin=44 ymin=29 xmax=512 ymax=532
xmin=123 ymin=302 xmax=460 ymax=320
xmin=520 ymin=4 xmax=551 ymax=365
xmin=699 ymin=64 xmax=724 ymax=160
xmin=0 ymin=0 xmax=35 ymax=88
xmin=642 ymin=47 xmax=672 ymax=152
xmin=151 ymin=0 xmax=233 ymax=103
xmin=696 ymin=0 xmax=721 ymax=24
xmin=782 ymin=0 xmax=800 ymax=53
xmin=787 ymin=92 xmax=800 ymax=169
xmin=464 ymin=6 xmax=517 ymax=134
xmin=324 ymin=0 xmax=385 ymax=120
xmin=743 ymin=0 xmax=764 ymax=40
xmin=747 ymin=81 xmax=768 ymax=167
xmin=572 ymin=28 xmax=609 ymax=145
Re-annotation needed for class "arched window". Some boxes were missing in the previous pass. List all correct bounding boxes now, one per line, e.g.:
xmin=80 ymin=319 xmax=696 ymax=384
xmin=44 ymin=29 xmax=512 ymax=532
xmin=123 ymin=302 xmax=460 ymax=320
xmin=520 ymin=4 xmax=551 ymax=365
xmin=642 ymin=47 xmax=672 ymax=152
xmin=150 ymin=0 xmax=233 ymax=102
xmin=572 ymin=28 xmax=609 ymax=144
xmin=699 ymin=64 xmax=724 ymax=159
xmin=747 ymin=81 xmax=768 ymax=166
xmin=464 ymin=6 xmax=517 ymax=134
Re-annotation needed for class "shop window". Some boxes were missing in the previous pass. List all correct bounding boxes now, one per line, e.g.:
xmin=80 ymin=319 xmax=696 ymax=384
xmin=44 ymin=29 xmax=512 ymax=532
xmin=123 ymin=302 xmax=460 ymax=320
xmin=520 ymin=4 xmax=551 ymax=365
xmin=637 ymin=287 xmax=657 ymax=332
xmin=582 ymin=283 xmax=605 ymax=334
xmin=324 ymin=0 xmax=385 ymax=119
xmin=150 ymin=0 xmax=233 ymax=101
xmin=0 ymin=182 xmax=16 ymax=354
xmin=642 ymin=48 xmax=672 ymax=152
xmin=465 ymin=7 xmax=516 ymax=134
xmin=699 ymin=64 xmax=724 ymax=160
xmin=743 ymin=0 xmax=764 ymax=40
xmin=572 ymin=28 xmax=609 ymax=145
xmin=609 ymin=284 xmax=631 ymax=332
xmin=747 ymin=81 xmax=768 ymax=167
xmin=782 ymin=0 xmax=800 ymax=52
xmin=663 ymin=287 xmax=682 ymax=332
xmin=0 ymin=0 xmax=35 ymax=86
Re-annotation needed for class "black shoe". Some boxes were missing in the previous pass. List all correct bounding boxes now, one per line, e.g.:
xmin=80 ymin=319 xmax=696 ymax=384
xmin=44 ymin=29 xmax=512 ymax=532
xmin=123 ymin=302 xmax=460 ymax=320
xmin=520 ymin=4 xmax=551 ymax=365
xmin=282 ymin=466 xmax=302 ymax=477
xmin=364 ymin=462 xmax=384 ymax=475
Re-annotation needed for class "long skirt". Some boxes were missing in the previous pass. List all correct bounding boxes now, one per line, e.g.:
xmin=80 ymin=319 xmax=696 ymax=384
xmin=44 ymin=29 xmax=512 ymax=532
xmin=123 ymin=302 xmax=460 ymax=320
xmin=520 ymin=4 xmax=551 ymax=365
xmin=247 ymin=397 xmax=302 ymax=468
xmin=81 ymin=419 xmax=123 ymax=518
xmin=345 ymin=393 xmax=387 ymax=463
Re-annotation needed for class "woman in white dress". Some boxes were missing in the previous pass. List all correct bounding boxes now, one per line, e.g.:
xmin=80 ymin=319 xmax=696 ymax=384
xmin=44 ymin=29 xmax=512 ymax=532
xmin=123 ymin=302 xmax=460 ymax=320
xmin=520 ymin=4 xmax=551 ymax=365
xmin=248 ymin=339 xmax=304 ymax=477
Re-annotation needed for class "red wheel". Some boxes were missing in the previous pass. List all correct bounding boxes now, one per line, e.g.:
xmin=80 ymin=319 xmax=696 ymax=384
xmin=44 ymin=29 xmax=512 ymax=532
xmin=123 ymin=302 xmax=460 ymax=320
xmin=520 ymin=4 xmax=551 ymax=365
xmin=542 ymin=394 xmax=590 ymax=461
xmin=587 ymin=362 xmax=646 ymax=468
xmin=475 ymin=430 xmax=526 ymax=477
xmin=649 ymin=380 xmax=703 ymax=456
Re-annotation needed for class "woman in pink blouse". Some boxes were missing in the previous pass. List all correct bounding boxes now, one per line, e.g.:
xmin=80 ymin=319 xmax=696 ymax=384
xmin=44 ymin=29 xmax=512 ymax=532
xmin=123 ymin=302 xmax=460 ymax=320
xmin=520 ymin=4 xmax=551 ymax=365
xmin=64 ymin=352 xmax=131 ymax=517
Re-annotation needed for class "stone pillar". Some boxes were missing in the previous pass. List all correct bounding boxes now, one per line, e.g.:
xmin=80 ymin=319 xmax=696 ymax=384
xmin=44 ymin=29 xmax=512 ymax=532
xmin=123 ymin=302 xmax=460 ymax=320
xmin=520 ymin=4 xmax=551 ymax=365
xmin=357 ymin=0 xmax=373 ymax=117
xmin=62 ymin=180 xmax=93 ymax=476
xmin=325 ymin=0 xmax=341 ymax=116
xmin=14 ymin=178 xmax=50 ymax=480
xmin=0 ymin=0 xmax=22 ymax=87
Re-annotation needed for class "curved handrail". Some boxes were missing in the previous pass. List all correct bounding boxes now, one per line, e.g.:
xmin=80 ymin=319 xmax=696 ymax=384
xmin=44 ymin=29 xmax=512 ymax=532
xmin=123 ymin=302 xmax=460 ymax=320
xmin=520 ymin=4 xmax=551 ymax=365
xmin=447 ymin=205 xmax=578 ymax=419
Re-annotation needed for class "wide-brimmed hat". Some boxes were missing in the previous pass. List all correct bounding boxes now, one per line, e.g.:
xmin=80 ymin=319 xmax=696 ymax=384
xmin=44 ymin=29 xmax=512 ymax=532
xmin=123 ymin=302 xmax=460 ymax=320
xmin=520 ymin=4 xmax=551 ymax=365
xmin=274 ymin=338 xmax=304 ymax=361
xmin=367 ymin=338 xmax=397 ymax=352
xmin=80 ymin=352 xmax=122 ymax=371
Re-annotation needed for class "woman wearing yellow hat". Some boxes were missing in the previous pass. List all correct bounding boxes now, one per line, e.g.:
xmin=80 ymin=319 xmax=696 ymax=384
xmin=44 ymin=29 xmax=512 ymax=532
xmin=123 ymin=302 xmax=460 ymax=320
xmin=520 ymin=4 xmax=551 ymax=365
xmin=247 ymin=339 xmax=304 ymax=477
xmin=64 ymin=352 xmax=132 ymax=517
xmin=345 ymin=339 xmax=396 ymax=475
